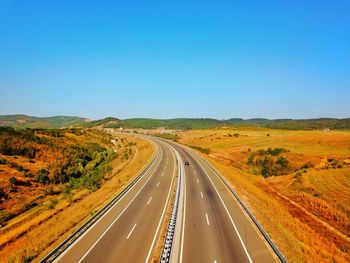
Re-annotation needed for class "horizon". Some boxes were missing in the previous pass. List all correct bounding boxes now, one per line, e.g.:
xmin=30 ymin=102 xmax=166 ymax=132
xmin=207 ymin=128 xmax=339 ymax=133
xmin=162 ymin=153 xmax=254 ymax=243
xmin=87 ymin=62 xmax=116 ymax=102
xmin=1 ymin=1 xmax=349 ymax=119
xmin=0 ymin=113 xmax=349 ymax=122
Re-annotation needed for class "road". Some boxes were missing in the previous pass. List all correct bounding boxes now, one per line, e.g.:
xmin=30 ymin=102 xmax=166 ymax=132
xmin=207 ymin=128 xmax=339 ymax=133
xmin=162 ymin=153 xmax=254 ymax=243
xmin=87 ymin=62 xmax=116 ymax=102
xmin=167 ymin=141 xmax=277 ymax=263
xmin=55 ymin=139 xmax=176 ymax=263
xmin=53 ymin=136 xmax=277 ymax=263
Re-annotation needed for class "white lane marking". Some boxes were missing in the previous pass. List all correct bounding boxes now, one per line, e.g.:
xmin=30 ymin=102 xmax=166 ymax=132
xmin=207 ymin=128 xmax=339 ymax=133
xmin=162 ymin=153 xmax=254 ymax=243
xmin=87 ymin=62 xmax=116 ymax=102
xmin=162 ymin=172 xmax=164 ymax=177
xmin=206 ymin=213 xmax=210 ymax=226
xmin=194 ymin=170 xmax=196 ymax=174
xmin=157 ymin=181 xmax=160 ymax=188
xmin=189 ymin=152 xmax=253 ymax=263
xmin=77 ymin=148 xmax=163 ymax=263
xmin=127 ymin=223 xmax=137 ymax=239
xmin=201 ymin=192 xmax=203 ymax=199
xmin=196 ymin=178 xmax=199 ymax=183
xmin=144 ymin=143 xmax=177 ymax=263
xmin=147 ymin=197 xmax=153 ymax=206
xmin=179 ymin=152 xmax=187 ymax=263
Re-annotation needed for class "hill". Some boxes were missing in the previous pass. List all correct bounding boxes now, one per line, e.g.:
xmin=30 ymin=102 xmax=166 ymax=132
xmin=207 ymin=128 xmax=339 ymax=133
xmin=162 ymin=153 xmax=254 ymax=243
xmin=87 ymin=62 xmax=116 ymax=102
xmin=80 ymin=117 xmax=124 ymax=128
xmin=124 ymin=117 xmax=350 ymax=130
xmin=0 ymin=115 xmax=88 ymax=129
xmin=123 ymin=118 xmax=223 ymax=129
xmin=1 ymin=115 xmax=350 ymax=130
xmin=266 ymin=118 xmax=350 ymax=130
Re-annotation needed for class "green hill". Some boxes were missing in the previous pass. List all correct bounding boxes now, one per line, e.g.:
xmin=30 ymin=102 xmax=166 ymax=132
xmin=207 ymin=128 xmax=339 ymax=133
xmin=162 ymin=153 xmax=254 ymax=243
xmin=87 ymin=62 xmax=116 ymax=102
xmin=123 ymin=118 xmax=223 ymax=130
xmin=1 ymin=115 xmax=350 ymax=130
xmin=80 ymin=117 xmax=124 ymax=128
xmin=0 ymin=115 xmax=88 ymax=129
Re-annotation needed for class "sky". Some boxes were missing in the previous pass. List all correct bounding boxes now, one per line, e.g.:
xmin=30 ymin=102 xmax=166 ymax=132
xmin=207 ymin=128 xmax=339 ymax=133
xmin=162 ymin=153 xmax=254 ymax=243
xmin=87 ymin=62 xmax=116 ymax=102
xmin=0 ymin=0 xmax=349 ymax=120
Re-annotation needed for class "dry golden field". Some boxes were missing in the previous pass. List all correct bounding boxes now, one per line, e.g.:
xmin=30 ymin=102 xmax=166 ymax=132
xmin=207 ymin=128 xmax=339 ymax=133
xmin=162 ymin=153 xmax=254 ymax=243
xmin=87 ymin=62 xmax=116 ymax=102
xmin=0 ymin=129 xmax=154 ymax=262
xmin=178 ymin=128 xmax=350 ymax=263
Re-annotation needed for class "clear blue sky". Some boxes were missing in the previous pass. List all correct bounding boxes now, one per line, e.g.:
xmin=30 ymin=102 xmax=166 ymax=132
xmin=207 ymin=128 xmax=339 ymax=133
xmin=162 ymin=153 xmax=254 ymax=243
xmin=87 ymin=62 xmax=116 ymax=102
xmin=0 ymin=0 xmax=349 ymax=120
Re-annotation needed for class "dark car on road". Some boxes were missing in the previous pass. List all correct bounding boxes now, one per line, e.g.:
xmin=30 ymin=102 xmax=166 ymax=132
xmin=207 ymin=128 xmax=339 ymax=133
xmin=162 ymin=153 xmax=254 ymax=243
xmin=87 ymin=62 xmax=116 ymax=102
xmin=185 ymin=161 xmax=189 ymax=165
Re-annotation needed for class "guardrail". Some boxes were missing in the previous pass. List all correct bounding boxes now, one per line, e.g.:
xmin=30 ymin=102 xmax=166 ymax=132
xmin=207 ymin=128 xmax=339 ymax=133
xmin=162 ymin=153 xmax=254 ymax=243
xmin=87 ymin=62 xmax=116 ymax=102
xmin=160 ymin=149 xmax=182 ymax=263
xmin=40 ymin=150 xmax=159 ymax=263
xmin=197 ymin=155 xmax=288 ymax=263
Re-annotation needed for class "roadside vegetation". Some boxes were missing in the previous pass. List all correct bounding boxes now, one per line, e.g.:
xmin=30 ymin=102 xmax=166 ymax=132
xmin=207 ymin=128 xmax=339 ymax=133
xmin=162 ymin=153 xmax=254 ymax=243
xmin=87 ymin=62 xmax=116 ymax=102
xmin=0 ymin=127 xmax=154 ymax=262
xmin=4 ymin=114 xmax=350 ymax=131
xmin=153 ymin=133 xmax=181 ymax=142
xmin=178 ymin=128 xmax=350 ymax=263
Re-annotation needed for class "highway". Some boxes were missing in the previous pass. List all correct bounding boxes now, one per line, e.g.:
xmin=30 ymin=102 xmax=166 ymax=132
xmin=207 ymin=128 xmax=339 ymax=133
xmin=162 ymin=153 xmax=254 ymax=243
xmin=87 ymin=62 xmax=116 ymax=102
xmin=55 ymin=139 xmax=176 ymax=263
xmin=51 ymin=136 xmax=278 ymax=263
xmin=166 ymin=141 xmax=277 ymax=263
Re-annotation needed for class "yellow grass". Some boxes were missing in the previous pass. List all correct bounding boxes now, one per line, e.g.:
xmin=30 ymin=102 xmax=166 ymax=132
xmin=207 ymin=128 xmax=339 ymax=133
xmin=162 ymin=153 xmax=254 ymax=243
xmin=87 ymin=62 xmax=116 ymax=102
xmin=0 ymin=134 xmax=155 ymax=263
xmin=178 ymin=128 xmax=350 ymax=263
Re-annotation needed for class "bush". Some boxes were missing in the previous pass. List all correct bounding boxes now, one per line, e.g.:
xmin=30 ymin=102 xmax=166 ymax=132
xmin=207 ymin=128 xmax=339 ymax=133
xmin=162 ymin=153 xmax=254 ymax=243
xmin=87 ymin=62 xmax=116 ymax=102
xmin=9 ymin=177 xmax=19 ymax=186
xmin=190 ymin=145 xmax=211 ymax=154
xmin=35 ymin=169 xmax=50 ymax=184
xmin=276 ymin=157 xmax=289 ymax=169
xmin=48 ymin=199 xmax=58 ymax=209
xmin=247 ymin=149 xmax=291 ymax=177
xmin=0 ymin=187 xmax=8 ymax=200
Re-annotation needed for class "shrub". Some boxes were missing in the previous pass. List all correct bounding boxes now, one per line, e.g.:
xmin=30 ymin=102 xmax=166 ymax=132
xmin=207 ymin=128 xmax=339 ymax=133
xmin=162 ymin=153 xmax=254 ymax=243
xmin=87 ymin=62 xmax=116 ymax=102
xmin=35 ymin=169 xmax=50 ymax=184
xmin=190 ymin=145 xmax=211 ymax=154
xmin=247 ymin=149 xmax=292 ymax=177
xmin=276 ymin=156 xmax=290 ymax=169
xmin=48 ymin=199 xmax=58 ymax=209
xmin=0 ymin=187 xmax=7 ymax=200
xmin=16 ymin=165 xmax=25 ymax=173
xmin=9 ymin=177 xmax=19 ymax=186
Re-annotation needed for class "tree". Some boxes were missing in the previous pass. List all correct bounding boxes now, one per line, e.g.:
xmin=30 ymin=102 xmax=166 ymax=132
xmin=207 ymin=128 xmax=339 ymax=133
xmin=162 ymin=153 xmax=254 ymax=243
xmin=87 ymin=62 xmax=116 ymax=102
xmin=9 ymin=177 xmax=19 ymax=186
xmin=276 ymin=156 xmax=289 ymax=169
xmin=35 ymin=169 xmax=50 ymax=184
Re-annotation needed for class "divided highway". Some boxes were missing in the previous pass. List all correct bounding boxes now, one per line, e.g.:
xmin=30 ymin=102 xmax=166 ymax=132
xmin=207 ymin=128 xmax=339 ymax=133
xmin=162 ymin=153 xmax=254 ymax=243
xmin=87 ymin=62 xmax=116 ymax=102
xmin=54 ymin=139 xmax=176 ymax=263
xmin=167 ymin=142 xmax=277 ymax=263
xmin=45 ymin=135 xmax=279 ymax=263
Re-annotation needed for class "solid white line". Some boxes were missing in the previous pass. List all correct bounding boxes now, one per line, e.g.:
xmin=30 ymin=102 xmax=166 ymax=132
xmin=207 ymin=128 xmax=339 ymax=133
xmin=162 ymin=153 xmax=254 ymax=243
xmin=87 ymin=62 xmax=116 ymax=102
xmin=189 ymin=152 xmax=253 ymax=263
xmin=127 ymin=223 xmax=137 ymax=239
xmin=54 ymin=144 xmax=160 ymax=263
xmin=206 ymin=213 xmax=210 ymax=226
xmin=77 ymin=149 xmax=163 ymax=263
xmin=201 ymin=192 xmax=203 ymax=199
xmin=144 ymin=144 xmax=177 ymax=263
xmin=179 ymin=154 xmax=186 ymax=263
xmin=147 ymin=197 xmax=153 ymax=206
xmin=157 ymin=181 xmax=160 ymax=188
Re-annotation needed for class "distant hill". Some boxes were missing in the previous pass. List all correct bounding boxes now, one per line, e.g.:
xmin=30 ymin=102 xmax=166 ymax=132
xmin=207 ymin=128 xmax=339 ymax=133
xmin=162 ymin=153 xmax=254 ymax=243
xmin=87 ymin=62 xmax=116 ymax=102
xmin=124 ymin=117 xmax=350 ymax=130
xmin=0 ymin=115 xmax=89 ymax=129
xmin=123 ymin=118 xmax=223 ymax=130
xmin=80 ymin=117 xmax=124 ymax=128
xmin=1 ymin=115 xmax=350 ymax=130
xmin=265 ymin=118 xmax=350 ymax=130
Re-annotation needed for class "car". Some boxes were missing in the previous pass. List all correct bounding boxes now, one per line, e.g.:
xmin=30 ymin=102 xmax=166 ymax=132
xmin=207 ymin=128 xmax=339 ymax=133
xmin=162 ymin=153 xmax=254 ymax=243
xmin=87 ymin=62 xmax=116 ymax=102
xmin=185 ymin=161 xmax=189 ymax=165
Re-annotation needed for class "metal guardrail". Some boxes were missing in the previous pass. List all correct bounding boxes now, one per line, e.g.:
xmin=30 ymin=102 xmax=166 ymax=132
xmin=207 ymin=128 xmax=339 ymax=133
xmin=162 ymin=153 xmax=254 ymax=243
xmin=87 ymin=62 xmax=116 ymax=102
xmin=198 ymin=155 xmax=288 ymax=263
xmin=40 ymin=151 xmax=159 ymax=263
xmin=159 ymin=149 xmax=182 ymax=263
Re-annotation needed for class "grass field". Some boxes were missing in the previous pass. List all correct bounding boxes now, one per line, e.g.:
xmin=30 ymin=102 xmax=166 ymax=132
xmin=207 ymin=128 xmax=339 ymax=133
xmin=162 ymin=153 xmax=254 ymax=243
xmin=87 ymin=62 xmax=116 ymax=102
xmin=178 ymin=128 xmax=350 ymax=263
xmin=0 ymin=130 xmax=155 ymax=262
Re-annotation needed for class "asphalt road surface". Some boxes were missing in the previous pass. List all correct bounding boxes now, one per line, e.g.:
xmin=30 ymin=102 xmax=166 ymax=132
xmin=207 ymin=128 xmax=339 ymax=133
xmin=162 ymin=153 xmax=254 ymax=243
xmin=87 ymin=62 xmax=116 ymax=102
xmin=54 ymin=136 xmax=277 ymax=263
xmin=56 ymin=139 xmax=176 ymax=263
xmin=166 ymin=141 xmax=277 ymax=263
